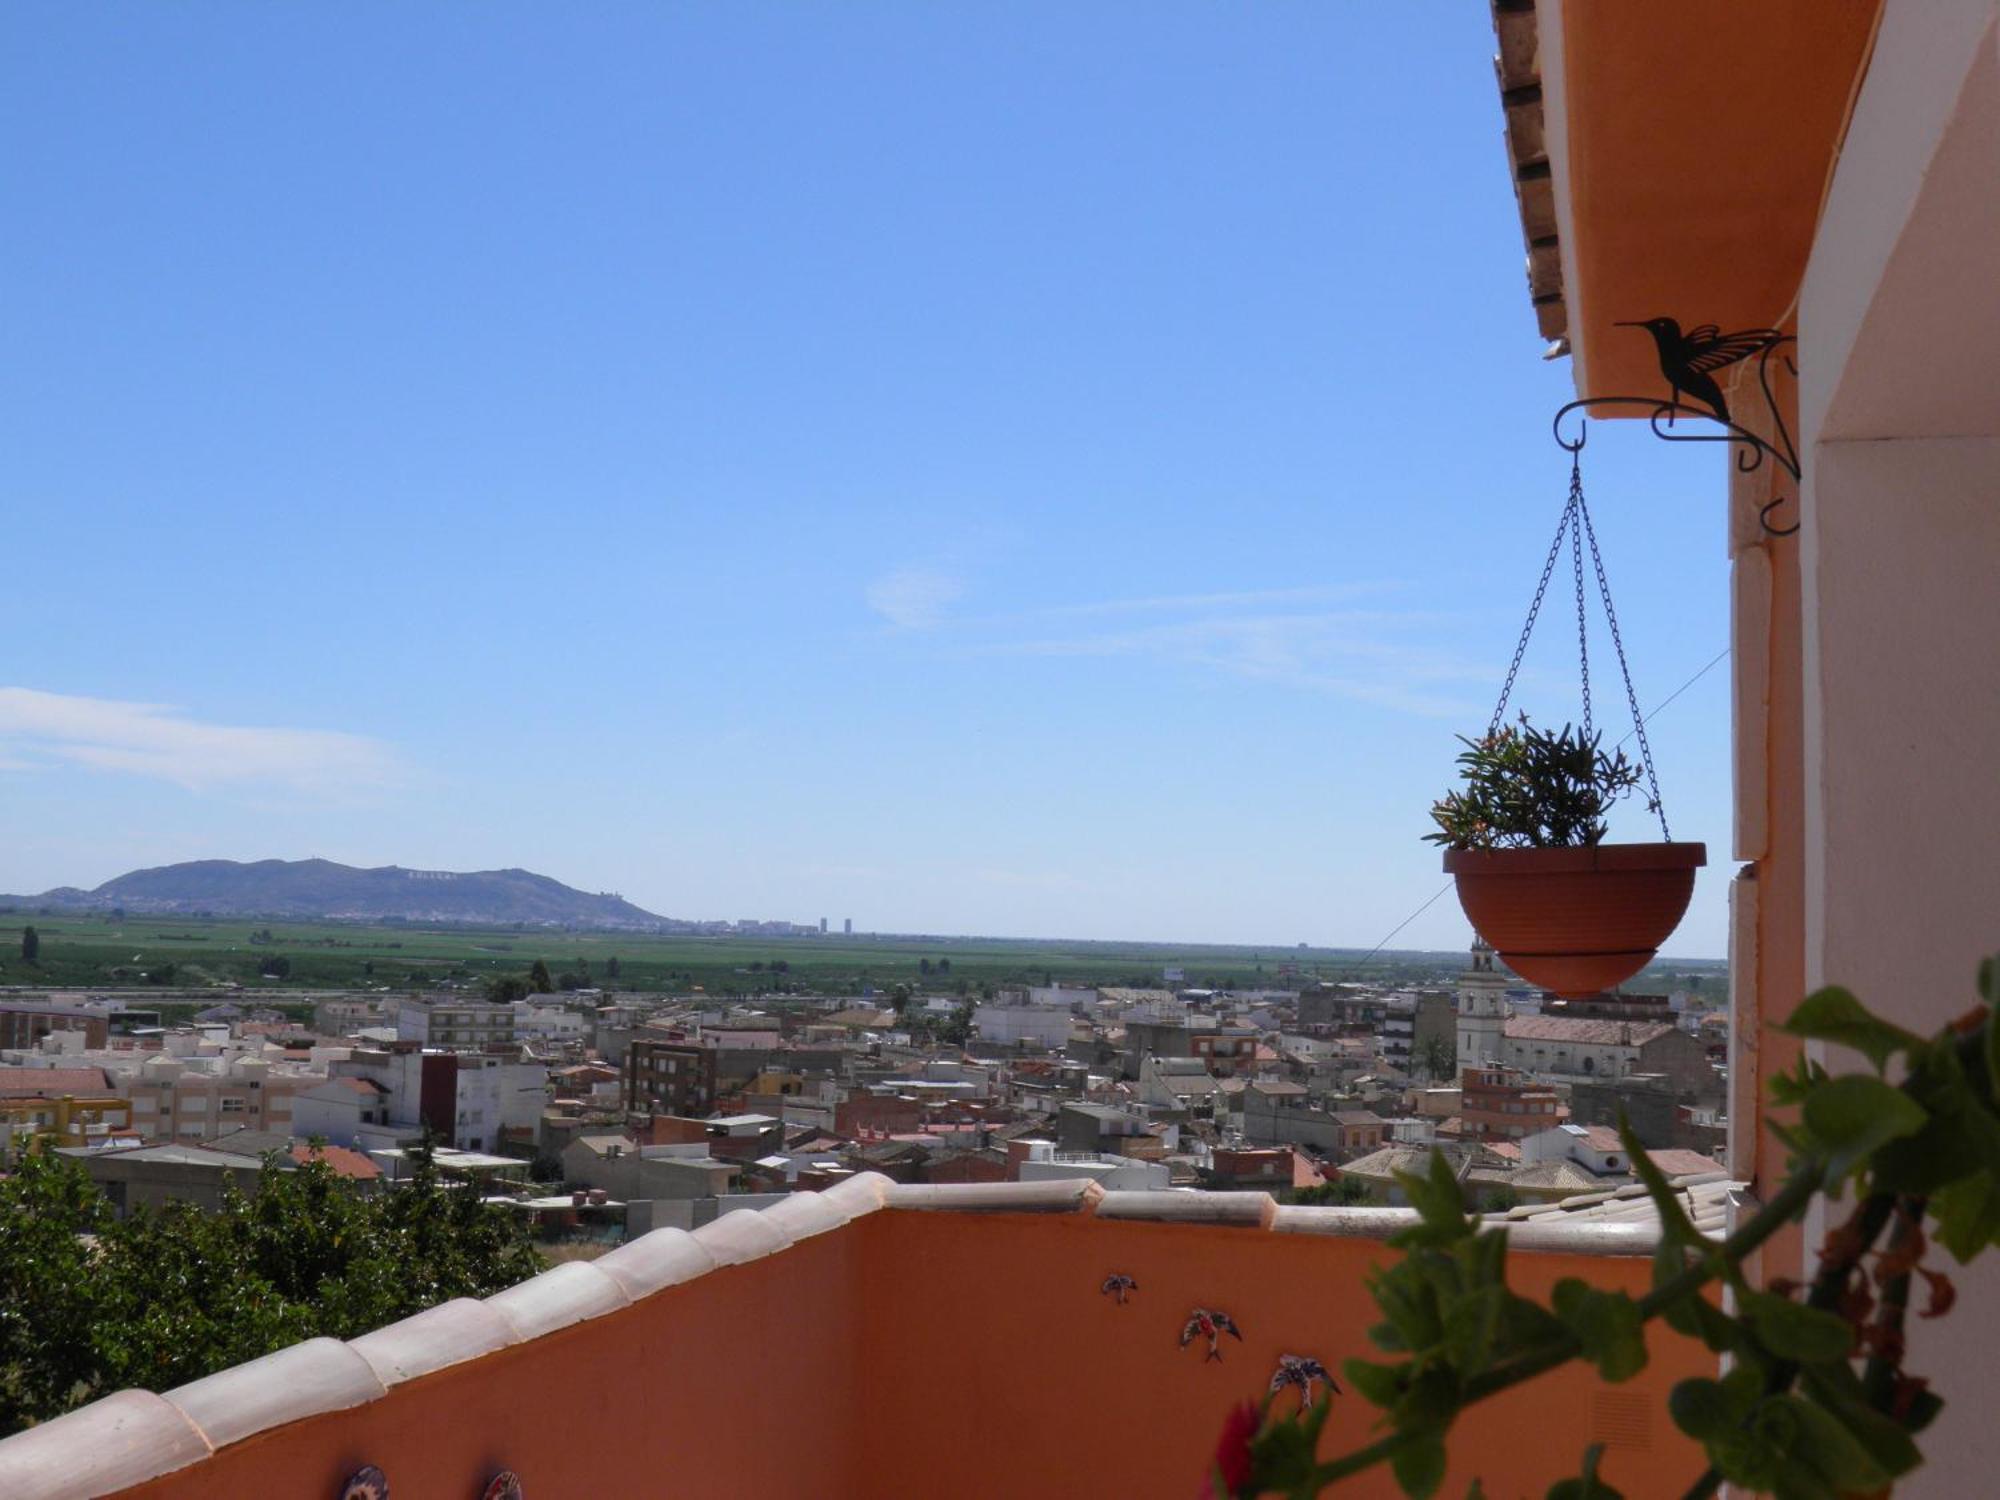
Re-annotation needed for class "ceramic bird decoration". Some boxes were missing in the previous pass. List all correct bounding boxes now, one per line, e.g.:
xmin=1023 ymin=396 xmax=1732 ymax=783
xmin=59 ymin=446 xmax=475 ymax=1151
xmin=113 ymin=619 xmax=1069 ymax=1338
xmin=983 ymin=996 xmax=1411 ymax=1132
xmin=1179 ymin=1308 xmax=1244 ymax=1361
xmin=1101 ymin=1273 xmax=1138 ymax=1305
xmin=1270 ymin=1354 xmax=1339 ymax=1404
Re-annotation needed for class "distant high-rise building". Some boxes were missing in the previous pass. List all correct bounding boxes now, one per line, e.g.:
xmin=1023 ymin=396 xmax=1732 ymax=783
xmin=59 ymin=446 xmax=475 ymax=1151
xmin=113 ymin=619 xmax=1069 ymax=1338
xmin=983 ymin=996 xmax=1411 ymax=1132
xmin=843 ymin=918 xmax=853 ymax=936
xmin=820 ymin=917 xmax=828 ymax=933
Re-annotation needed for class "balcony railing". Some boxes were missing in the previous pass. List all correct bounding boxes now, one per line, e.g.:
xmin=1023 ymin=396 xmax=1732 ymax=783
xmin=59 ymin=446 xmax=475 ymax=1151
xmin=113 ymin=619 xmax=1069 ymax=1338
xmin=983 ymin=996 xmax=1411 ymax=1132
xmin=0 ymin=1176 xmax=1721 ymax=1499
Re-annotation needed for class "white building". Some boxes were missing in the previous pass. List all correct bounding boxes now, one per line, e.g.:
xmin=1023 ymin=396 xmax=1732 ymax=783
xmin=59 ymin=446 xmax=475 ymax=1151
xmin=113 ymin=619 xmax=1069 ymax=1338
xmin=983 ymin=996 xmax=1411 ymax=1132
xmin=392 ymin=996 xmax=517 ymax=1051
xmin=288 ymin=1045 xmax=509 ymax=1153
xmin=1025 ymin=984 xmax=1096 ymax=1009
xmin=1455 ymin=941 xmax=1509 ymax=1070
xmin=971 ymin=1004 xmax=1073 ymax=1049
xmin=511 ymin=1002 xmax=589 ymax=1045
xmin=1015 ymin=1142 xmax=1170 ymax=1191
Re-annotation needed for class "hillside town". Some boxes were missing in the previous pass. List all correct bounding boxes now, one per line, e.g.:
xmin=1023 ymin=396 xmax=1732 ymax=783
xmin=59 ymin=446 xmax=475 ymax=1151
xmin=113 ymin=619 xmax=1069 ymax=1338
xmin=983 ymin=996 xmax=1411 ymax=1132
xmin=0 ymin=940 xmax=1731 ymax=1236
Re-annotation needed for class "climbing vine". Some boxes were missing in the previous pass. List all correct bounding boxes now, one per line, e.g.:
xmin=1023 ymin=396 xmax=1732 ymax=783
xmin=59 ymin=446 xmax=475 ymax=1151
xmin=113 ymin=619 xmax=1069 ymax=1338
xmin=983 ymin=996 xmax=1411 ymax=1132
xmin=1211 ymin=964 xmax=2000 ymax=1498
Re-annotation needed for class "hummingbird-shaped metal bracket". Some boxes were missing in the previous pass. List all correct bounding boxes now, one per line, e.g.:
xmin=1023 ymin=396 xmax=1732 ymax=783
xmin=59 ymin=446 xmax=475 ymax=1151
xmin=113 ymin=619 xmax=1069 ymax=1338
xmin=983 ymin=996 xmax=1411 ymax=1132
xmin=1551 ymin=320 xmax=1802 ymax=537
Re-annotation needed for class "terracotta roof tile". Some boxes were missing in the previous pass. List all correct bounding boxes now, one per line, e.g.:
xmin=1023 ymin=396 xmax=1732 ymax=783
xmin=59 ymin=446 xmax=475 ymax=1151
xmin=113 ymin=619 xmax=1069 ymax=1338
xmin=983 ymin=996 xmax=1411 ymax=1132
xmin=0 ymin=1067 xmax=116 ymax=1098
xmin=1504 ymin=1016 xmax=1677 ymax=1046
xmin=290 ymin=1143 xmax=381 ymax=1181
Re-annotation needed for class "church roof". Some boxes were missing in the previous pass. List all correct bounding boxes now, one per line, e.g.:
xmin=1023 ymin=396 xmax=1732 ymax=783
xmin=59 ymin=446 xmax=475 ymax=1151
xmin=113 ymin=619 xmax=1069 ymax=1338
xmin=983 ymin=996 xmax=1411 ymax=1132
xmin=1504 ymin=1016 xmax=1677 ymax=1046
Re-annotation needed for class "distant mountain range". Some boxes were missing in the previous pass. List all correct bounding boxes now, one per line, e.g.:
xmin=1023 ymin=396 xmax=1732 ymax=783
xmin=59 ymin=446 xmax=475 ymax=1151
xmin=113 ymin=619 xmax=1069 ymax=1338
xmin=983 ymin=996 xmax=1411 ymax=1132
xmin=1 ymin=859 xmax=668 ymax=931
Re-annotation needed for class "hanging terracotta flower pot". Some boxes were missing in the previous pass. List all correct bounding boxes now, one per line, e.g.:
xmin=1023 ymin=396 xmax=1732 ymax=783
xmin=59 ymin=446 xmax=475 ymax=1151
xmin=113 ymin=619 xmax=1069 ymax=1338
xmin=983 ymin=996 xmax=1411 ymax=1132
xmin=1442 ymin=841 xmax=1705 ymax=997
xmin=1425 ymin=453 xmax=1704 ymax=996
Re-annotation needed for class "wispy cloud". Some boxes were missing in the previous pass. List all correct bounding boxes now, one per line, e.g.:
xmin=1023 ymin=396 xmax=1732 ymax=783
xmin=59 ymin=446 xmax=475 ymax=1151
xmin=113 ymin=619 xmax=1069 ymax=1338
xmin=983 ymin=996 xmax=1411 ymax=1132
xmin=991 ymin=611 xmax=1489 ymax=716
xmin=865 ymin=568 xmax=964 ymax=629
xmin=1004 ymin=583 xmax=1399 ymax=623
xmin=860 ymin=573 xmax=1494 ymax=715
xmin=0 ymin=687 xmax=402 ymax=796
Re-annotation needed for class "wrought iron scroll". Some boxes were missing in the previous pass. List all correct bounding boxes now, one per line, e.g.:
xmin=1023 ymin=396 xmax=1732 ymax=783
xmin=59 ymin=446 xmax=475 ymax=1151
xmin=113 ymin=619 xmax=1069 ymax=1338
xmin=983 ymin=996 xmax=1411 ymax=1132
xmin=1550 ymin=331 xmax=1802 ymax=537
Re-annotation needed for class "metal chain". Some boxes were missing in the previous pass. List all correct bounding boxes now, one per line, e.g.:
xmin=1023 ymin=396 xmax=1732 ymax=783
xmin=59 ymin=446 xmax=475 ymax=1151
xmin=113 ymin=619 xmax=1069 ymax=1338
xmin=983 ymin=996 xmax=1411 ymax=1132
xmin=1485 ymin=452 xmax=1674 ymax=841
xmin=1570 ymin=455 xmax=1592 ymax=740
xmin=1576 ymin=482 xmax=1672 ymax=841
xmin=1487 ymin=486 xmax=1577 ymax=738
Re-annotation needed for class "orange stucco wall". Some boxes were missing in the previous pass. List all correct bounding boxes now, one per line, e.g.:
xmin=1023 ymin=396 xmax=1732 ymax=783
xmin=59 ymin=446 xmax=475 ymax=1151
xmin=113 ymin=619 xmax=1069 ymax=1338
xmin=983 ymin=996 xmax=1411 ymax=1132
xmin=1555 ymin=1 xmax=1880 ymax=397
xmin=108 ymin=1210 xmax=1713 ymax=1500
xmin=850 ymin=1211 xmax=1709 ymax=1499
xmin=1727 ymin=352 xmax=1807 ymax=1290
xmin=113 ymin=1227 xmax=866 ymax=1500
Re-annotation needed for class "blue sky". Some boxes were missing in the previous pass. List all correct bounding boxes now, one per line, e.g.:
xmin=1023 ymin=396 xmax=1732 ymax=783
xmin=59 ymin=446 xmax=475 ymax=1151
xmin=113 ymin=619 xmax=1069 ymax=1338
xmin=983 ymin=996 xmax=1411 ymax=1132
xmin=0 ymin=4 xmax=1734 ymax=954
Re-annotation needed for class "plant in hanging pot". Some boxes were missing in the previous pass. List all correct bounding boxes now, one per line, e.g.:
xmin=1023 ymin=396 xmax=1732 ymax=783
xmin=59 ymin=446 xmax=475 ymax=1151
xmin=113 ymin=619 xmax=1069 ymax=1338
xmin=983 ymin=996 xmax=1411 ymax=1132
xmin=1426 ymin=715 xmax=1705 ymax=997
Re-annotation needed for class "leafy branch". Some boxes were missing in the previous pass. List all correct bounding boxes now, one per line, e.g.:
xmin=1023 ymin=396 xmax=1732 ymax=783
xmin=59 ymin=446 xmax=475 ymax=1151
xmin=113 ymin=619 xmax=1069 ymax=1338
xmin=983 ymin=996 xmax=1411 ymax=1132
xmin=1212 ymin=965 xmax=2000 ymax=1499
xmin=1426 ymin=716 xmax=1646 ymax=850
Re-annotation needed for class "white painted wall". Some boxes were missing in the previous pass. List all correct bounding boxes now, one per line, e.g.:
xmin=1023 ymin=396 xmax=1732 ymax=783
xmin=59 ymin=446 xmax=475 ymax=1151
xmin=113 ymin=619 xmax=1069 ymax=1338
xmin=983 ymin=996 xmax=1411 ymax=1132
xmin=972 ymin=1005 xmax=1073 ymax=1048
xmin=1797 ymin=13 xmax=2000 ymax=1494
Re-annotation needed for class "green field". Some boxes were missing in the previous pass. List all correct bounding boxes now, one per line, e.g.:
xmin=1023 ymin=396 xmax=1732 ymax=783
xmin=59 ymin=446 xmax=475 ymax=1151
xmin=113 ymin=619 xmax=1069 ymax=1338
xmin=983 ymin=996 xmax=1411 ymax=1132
xmin=0 ymin=913 xmax=1727 ymax=1003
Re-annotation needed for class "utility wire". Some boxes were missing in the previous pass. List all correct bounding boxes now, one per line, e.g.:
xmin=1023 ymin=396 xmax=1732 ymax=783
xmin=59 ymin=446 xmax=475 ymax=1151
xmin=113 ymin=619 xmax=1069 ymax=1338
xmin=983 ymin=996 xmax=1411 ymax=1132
xmin=1614 ymin=646 xmax=1730 ymax=751
xmin=1348 ymin=644 xmax=1733 ymax=967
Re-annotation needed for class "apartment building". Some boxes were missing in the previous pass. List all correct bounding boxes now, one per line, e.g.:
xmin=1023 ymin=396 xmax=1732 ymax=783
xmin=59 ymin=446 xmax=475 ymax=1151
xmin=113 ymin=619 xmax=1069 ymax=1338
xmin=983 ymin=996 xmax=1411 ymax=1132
xmin=123 ymin=1055 xmax=306 ymax=1144
xmin=393 ymin=996 xmax=517 ymax=1050
xmin=623 ymin=1033 xmax=718 ymax=1117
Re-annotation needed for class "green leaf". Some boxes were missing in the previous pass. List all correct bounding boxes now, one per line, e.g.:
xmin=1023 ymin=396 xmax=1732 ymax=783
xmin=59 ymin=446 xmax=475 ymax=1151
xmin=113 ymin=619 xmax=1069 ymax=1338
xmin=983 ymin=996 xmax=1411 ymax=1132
xmin=1544 ymin=1444 xmax=1625 ymax=1500
xmin=1901 ymin=1387 xmax=1946 ymax=1435
xmin=1620 ymin=1114 xmax=1699 ymax=1247
xmin=1372 ymin=1270 xmax=1444 ymax=1354
xmin=1392 ymin=1151 xmax=1471 ymax=1246
xmin=1551 ymin=1280 xmax=1647 ymax=1383
xmin=1781 ymin=1393 xmax=1893 ymax=1492
xmin=1341 ymin=1357 xmax=1404 ymax=1410
xmin=1931 ymin=1172 xmax=2000 ymax=1262
xmin=1442 ymin=1285 xmax=1503 ymax=1376
xmin=1799 ymin=1073 xmax=1928 ymax=1182
xmin=1738 ymin=1291 xmax=1854 ymax=1364
xmin=1396 ymin=1366 xmax=1462 ymax=1431
xmin=1249 ymin=1411 xmax=1320 ymax=1491
xmin=1871 ymin=1045 xmax=2000 ymax=1193
xmin=1797 ymin=1366 xmax=1922 ymax=1477
xmin=1780 ymin=986 xmax=1923 ymax=1071
xmin=1391 ymin=1433 xmax=1448 ymax=1500
xmin=1668 ymin=1377 xmax=1736 ymax=1440
xmin=1654 ymin=1244 xmax=1738 ymax=1351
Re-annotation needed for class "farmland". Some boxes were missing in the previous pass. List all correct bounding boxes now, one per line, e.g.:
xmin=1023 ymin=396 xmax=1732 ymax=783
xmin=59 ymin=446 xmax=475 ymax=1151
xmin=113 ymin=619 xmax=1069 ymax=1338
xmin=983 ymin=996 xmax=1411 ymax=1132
xmin=0 ymin=912 xmax=1726 ymax=1003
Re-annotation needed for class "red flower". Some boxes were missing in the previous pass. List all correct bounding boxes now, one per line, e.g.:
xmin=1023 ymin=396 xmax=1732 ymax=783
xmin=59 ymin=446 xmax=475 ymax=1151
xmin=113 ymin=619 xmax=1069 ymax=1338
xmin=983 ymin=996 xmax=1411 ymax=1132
xmin=1206 ymin=1399 xmax=1261 ymax=1497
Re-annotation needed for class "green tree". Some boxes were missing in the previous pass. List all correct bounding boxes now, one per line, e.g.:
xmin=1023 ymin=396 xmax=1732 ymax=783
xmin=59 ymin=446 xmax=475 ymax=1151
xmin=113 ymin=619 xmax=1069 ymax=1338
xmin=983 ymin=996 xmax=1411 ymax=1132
xmin=0 ymin=1142 xmax=539 ymax=1437
xmin=528 ymin=959 xmax=554 ymax=993
xmin=259 ymin=955 xmax=292 ymax=979
xmin=1413 ymin=1034 xmax=1456 ymax=1082
xmin=18 ymin=926 xmax=37 ymax=963
xmin=0 ymin=1152 xmax=110 ymax=1427
xmin=1292 ymin=1176 xmax=1374 ymax=1207
xmin=485 ymin=974 xmax=529 ymax=1004
xmin=604 ymin=956 xmax=621 ymax=979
